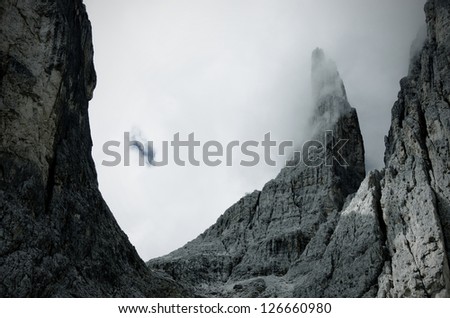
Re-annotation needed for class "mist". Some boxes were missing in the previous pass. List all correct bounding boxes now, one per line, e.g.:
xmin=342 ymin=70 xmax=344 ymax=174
xmin=84 ymin=0 xmax=426 ymax=260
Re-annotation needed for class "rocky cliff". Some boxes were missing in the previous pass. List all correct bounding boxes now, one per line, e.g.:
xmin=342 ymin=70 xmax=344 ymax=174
xmin=376 ymin=0 xmax=450 ymax=297
xmin=0 ymin=0 xmax=187 ymax=297
xmin=149 ymin=0 xmax=450 ymax=298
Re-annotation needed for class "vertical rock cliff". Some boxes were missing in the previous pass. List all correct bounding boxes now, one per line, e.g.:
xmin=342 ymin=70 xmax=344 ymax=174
xmin=149 ymin=0 xmax=450 ymax=298
xmin=377 ymin=0 xmax=450 ymax=297
xmin=0 ymin=0 xmax=187 ymax=297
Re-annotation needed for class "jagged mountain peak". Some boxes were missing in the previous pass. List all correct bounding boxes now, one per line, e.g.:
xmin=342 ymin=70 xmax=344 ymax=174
xmin=310 ymin=48 xmax=352 ymax=133
xmin=311 ymin=48 xmax=347 ymax=102
xmin=148 ymin=49 xmax=366 ymax=297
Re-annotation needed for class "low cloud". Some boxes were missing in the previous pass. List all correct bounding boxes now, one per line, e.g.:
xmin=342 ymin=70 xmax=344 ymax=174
xmin=130 ymin=127 xmax=155 ymax=166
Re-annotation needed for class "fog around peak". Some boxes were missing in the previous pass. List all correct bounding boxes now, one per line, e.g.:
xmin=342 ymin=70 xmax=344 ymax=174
xmin=85 ymin=0 xmax=426 ymax=260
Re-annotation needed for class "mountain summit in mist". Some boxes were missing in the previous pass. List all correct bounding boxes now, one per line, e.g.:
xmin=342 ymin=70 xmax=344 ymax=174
xmin=1 ymin=0 xmax=449 ymax=297
xmin=147 ymin=47 xmax=368 ymax=297
xmin=148 ymin=0 xmax=450 ymax=297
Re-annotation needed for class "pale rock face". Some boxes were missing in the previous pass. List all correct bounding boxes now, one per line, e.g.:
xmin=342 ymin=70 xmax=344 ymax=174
xmin=149 ymin=0 xmax=450 ymax=298
xmin=0 ymin=0 xmax=188 ymax=297
xmin=289 ymin=171 xmax=385 ymax=297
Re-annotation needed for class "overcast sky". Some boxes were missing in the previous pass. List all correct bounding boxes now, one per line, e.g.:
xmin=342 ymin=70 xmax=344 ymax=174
xmin=84 ymin=0 xmax=426 ymax=261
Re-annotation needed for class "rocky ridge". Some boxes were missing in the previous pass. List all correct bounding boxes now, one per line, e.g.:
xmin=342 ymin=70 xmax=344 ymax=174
xmin=148 ymin=0 xmax=450 ymax=298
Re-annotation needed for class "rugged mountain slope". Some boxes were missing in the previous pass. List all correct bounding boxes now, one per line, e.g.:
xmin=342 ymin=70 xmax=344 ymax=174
xmin=148 ymin=48 xmax=367 ymax=297
xmin=0 ymin=0 xmax=187 ymax=297
xmin=377 ymin=0 xmax=450 ymax=297
xmin=149 ymin=0 xmax=450 ymax=298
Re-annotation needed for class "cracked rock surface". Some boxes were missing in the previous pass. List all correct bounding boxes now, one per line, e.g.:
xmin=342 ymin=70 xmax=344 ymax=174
xmin=377 ymin=0 xmax=450 ymax=298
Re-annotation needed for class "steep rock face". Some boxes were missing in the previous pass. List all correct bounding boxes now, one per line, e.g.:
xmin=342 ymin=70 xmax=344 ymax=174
xmin=377 ymin=0 xmax=450 ymax=297
xmin=148 ymin=49 xmax=366 ymax=297
xmin=0 ymin=0 xmax=187 ymax=297
xmin=289 ymin=171 xmax=385 ymax=297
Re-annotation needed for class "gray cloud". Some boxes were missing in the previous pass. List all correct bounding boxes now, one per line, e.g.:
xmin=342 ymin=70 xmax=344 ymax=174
xmin=129 ymin=127 xmax=155 ymax=166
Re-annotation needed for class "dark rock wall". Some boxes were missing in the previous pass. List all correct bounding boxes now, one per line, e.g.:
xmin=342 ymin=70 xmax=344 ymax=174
xmin=0 ymin=0 xmax=187 ymax=297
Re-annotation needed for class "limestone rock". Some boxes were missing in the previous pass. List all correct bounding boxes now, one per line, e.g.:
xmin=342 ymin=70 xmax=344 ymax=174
xmin=377 ymin=0 xmax=450 ymax=297
xmin=289 ymin=171 xmax=385 ymax=297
